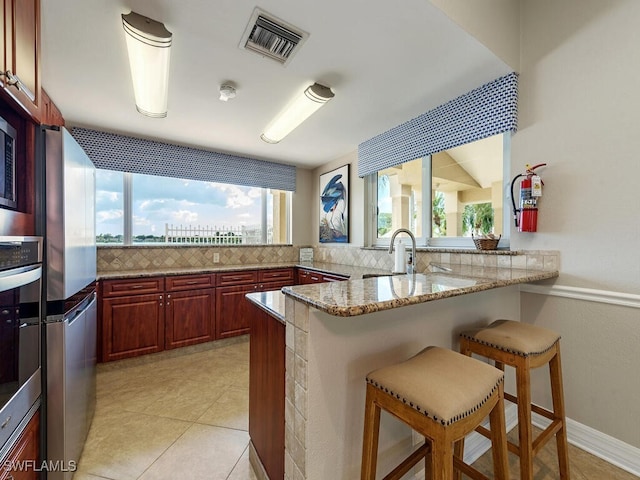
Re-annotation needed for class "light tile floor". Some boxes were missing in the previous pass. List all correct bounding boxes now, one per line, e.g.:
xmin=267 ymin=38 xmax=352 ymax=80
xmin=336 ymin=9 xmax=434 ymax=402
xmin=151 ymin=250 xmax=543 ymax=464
xmin=75 ymin=337 xmax=638 ymax=480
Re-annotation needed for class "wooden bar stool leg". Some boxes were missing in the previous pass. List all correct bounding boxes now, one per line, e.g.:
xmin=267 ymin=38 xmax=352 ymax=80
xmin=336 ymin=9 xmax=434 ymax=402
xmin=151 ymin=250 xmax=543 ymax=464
xmin=453 ymin=438 xmax=464 ymax=480
xmin=361 ymin=385 xmax=382 ymax=480
xmin=430 ymin=434 xmax=454 ymax=480
xmin=550 ymin=348 xmax=571 ymax=480
xmin=489 ymin=383 xmax=509 ymax=480
xmin=516 ymin=359 xmax=534 ymax=480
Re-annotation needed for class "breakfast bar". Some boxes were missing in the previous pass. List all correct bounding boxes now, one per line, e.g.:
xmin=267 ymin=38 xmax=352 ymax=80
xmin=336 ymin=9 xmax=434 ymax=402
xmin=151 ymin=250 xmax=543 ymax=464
xmin=246 ymin=266 xmax=558 ymax=480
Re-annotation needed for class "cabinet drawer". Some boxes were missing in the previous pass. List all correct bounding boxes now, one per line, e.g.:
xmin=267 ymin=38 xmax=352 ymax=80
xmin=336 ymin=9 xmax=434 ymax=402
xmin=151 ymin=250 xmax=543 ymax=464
xmin=322 ymin=273 xmax=349 ymax=282
xmin=165 ymin=274 xmax=216 ymax=291
xmin=101 ymin=277 xmax=164 ymax=297
xmin=258 ymin=268 xmax=294 ymax=283
xmin=218 ymin=270 xmax=258 ymax=286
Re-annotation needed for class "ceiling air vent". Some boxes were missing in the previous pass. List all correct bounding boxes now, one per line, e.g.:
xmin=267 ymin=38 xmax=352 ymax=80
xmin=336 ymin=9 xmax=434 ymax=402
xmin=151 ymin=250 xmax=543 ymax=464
xmin=239 ymin=8 xmax=308 ymax=66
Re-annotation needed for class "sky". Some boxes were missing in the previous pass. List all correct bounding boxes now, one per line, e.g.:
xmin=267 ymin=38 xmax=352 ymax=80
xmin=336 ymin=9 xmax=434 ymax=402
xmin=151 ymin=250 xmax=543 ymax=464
xmin=96 ymin=170 xmax=264 ymax=237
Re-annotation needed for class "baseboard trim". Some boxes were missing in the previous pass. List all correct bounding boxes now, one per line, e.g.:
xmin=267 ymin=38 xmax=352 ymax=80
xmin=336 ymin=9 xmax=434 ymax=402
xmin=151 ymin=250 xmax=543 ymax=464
xmin=532 ymin=411 xmax=640 ymax=477
xmin=520 ymin=284 xmax=640 ymax=309
xmin=446 ymin=403 xmax=640 ymax=478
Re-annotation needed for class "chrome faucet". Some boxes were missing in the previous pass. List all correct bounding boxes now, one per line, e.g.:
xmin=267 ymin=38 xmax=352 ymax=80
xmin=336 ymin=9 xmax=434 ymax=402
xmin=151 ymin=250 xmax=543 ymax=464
xmin=388 ymin=228 xmax=416 ymax=274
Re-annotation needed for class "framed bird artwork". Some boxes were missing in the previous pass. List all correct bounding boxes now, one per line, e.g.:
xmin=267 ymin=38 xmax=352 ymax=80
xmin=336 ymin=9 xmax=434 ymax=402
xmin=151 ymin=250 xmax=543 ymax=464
xmin=319 ymin=164 xmax=349 ymax=243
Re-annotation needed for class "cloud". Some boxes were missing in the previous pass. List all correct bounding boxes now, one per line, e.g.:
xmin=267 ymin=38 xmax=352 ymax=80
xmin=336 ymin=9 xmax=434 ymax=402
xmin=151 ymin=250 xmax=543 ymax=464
xmin=215 ymin=184 xmax=258 ymax=209
xmin=96 ymin=209 xmax=122 ymax=222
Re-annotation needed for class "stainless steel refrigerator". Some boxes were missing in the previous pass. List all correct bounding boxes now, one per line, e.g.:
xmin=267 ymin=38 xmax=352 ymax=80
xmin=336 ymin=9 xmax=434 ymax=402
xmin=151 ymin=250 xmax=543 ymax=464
xmin=41 ymin=126 xmax=97 ymax=479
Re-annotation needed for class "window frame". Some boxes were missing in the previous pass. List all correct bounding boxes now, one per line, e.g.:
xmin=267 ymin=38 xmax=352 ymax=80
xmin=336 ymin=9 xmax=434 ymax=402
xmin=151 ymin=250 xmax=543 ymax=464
xmin=96 ymin=170 xmax=292 ymax=246
xmin=366 ymin=134 xmax=511 ymax=249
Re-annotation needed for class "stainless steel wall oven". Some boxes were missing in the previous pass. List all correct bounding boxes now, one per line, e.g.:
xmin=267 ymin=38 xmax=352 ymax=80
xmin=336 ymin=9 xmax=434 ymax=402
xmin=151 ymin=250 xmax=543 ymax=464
xmin=0 ymin=236 xmax=42 ymax=458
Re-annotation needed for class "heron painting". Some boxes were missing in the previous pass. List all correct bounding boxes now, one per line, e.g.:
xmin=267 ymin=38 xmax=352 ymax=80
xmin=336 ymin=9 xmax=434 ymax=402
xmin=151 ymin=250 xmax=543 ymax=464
xmin=319 ymin=164 xmax=349 ymax=243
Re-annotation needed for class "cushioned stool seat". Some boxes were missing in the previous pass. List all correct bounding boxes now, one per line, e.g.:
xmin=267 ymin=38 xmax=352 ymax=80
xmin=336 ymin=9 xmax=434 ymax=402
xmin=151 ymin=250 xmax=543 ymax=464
xmin=460 ymin=320 xmax=570 ymax=480
xmin=361 ymin=346 xmax=509 ymax=480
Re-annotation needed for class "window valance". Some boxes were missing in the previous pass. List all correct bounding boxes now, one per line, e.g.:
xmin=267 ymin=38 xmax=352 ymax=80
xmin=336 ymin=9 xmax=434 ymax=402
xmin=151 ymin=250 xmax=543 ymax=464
xmin=357 ymin=72 xmax=518 ymax=177
xmin=72 ymin=127 xmax=297 ymax=192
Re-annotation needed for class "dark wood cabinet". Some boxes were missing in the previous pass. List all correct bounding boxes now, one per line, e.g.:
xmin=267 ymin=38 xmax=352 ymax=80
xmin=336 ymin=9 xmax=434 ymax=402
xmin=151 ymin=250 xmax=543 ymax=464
xmin=98 ymin=268 xmax=298 ymax=360
xmin=297 ymin=268 xmax=323 ymax=284
xmin=248 ymin=302 xmax=285 ymax=480
xmin=216 ymin=268 xmax=294 ymax=339
xmin=101 ymin=292 xmax=165 ymax=362
xmin=297 ymin=268 xmax=348 ymax=284
xmin=0 ymin=0 xmax=42 ymax=121
xmin=320 ymin=272 xmax=349 ymax=282
xmin=215 ymin=284 xmax=257 ymax=339
xmin=40 ymin=88 xmax=64 ymax=126
xmin=165 ymin=288 xmax=215 ymax=349
xmin=0 ymin=409 xmax=39 ymax=480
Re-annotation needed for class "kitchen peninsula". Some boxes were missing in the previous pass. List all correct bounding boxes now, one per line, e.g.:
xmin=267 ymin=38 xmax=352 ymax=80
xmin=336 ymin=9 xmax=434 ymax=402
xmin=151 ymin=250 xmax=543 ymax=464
xmin=246 ymin=265 xmax=558 ymax=480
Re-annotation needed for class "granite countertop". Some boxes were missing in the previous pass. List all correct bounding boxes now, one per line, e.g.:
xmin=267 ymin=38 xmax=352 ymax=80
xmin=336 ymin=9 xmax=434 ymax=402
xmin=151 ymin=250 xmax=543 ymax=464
xmin=281 ymin=267 xmax=559 ymax=317
xmin=97 ymin=261 xmax=393 ymax=280
xmin=246 ymin=290 xmax=286 ymax=323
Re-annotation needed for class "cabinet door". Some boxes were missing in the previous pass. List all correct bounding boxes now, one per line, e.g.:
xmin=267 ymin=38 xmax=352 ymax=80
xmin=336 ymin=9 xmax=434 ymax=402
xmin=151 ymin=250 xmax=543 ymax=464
xmin=248 ymin=302 xmax=285 ymax=480
xmin=165 ymin=288 xmax=215 ymax=349
xmin=101 ymin=293 xmax=164 ymax=362
xmin=215 ymin=284 xmax=257 ymax=339
xmin=0 ymin=409 xmax=39 ymax=480
xmin=1 ymin=0 xmax=41 ymax=120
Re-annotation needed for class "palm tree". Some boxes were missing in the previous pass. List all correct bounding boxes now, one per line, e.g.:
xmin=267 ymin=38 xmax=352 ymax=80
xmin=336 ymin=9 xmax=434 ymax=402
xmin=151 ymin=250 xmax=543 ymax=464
xmin=462 ymin=203 xmax=494 ymax=236
xmin=432 ymin=191 xmax=446 ymax=236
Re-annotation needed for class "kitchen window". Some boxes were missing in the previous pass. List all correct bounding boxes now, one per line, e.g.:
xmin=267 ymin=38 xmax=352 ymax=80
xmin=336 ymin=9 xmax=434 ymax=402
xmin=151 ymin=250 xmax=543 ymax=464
xmin=96 ymin=170 xmax=291 ymax=245
xmin=367 ymin=133 xmax=510 ymax=248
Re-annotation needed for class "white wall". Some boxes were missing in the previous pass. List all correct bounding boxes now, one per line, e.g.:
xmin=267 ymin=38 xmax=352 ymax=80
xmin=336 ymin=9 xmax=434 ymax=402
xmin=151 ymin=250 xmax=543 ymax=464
xmin=292 ymin=167 xmax=314 ymax=246
xmin=513 ymin=0 xmax=640 ymax=449
xmin=305 ymin=0 xmax=640 ymax=453
xmin=428 ymin=0 xmax=521 ymax=71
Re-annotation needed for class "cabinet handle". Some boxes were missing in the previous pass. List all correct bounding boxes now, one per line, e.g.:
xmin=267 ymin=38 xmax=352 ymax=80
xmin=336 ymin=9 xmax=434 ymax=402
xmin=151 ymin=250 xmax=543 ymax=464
xmin=185 ymin=281 xmax=199 ymax=285
xmin=130 ymin=285 xmax=144 ymax=289
xmin=167 ymin=294 xmax=171 ymax=299
xmin=1 ymin=309 xmax=9 ymax=315
xmin=1 ymin=416 xmax=11 ymax=429
xmin=0 ymin=70 xmax=35 ymax=101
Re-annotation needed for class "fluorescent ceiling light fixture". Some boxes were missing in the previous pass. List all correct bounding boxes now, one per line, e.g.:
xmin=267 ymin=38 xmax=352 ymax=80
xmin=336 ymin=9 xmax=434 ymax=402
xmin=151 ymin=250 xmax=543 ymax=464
xmin=261 ymin=83 xmax=334 ymax=144
xmin=122 ymin=11 xmax=172 ymax=118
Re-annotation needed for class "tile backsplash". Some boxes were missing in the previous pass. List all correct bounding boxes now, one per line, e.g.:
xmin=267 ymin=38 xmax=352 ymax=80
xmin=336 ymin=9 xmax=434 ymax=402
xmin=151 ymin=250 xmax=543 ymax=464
xmin=97 ymin=245 xmax=300 ymax=272
xmin=97 ymin=244 xmax=559 ymax=273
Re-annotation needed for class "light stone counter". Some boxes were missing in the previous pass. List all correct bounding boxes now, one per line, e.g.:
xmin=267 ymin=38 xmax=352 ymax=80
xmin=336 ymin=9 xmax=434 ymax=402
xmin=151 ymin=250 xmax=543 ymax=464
xmin=282 ymin=267 xmax=558 ymax=317
xmin=97 ymin=261 xmax=392 ymax=280
xmin=274 ymin=268 xmax=558 ymax=480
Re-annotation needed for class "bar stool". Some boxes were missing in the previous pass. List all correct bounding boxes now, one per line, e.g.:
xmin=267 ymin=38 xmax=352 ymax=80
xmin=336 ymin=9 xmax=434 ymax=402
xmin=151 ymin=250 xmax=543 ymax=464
xmin=460 ymin=320 xmax=570 ymax=480
xmin=361 ymin=346 xmax=509 ymax=480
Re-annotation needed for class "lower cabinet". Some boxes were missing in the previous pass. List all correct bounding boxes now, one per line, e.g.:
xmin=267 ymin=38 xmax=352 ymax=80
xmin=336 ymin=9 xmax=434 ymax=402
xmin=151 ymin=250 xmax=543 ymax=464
xmin=297 ymin=268 xmax=349 ymax=284
xmin=165 ymin=288 xmax=216 ymax=349
xmin=101 ymin=292 xmax=165 ymax=362
xmin=0 ymin=410 xmax=40 ymax=480
xmin=248 ymin=302 xmax=285 ymax=480
xmin=99 ymin=267 xmax=297 ymax=361
xmin=215 ymin=284 xmax=256 ymax=339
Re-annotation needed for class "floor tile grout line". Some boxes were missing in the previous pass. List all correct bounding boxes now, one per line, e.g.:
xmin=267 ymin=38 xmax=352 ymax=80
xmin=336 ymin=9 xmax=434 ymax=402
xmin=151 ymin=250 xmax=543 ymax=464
xmin=225 ymin=443 xmax=251 ymax=480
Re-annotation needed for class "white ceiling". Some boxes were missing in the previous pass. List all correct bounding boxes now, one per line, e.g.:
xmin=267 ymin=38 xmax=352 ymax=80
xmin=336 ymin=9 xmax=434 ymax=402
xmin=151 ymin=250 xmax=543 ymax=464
xmin=40 ymin=0 xmax=511 ymax=169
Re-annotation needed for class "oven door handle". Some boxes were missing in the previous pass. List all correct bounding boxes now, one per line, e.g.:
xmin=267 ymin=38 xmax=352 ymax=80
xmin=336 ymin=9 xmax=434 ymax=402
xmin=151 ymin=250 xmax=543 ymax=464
xmin=0 ymin=265 xmax=42 ymax=293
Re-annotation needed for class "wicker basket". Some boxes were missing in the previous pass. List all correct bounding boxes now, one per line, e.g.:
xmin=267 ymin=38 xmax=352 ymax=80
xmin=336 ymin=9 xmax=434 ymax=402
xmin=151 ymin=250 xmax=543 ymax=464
xmin=472 ymin=234 xmax=501 ymax=251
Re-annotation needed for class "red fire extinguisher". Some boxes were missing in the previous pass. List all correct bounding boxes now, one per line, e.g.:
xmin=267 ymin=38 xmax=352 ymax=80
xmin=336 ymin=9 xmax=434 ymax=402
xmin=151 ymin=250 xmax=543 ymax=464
xmin=510 ymin=163 xmax=546 ymax=232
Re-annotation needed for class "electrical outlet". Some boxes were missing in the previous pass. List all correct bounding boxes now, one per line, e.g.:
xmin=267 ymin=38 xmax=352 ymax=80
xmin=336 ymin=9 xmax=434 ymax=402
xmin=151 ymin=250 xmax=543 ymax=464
xmin=213 ymin=253 xmax=220 ymax=263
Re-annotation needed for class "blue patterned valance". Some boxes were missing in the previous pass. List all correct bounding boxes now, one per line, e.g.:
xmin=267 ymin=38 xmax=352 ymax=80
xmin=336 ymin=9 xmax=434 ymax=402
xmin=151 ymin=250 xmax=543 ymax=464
xmin=71 ymin=128 xmax=297 ymax=192
xmin=357 ymin=72 xmax=518 ymax=177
